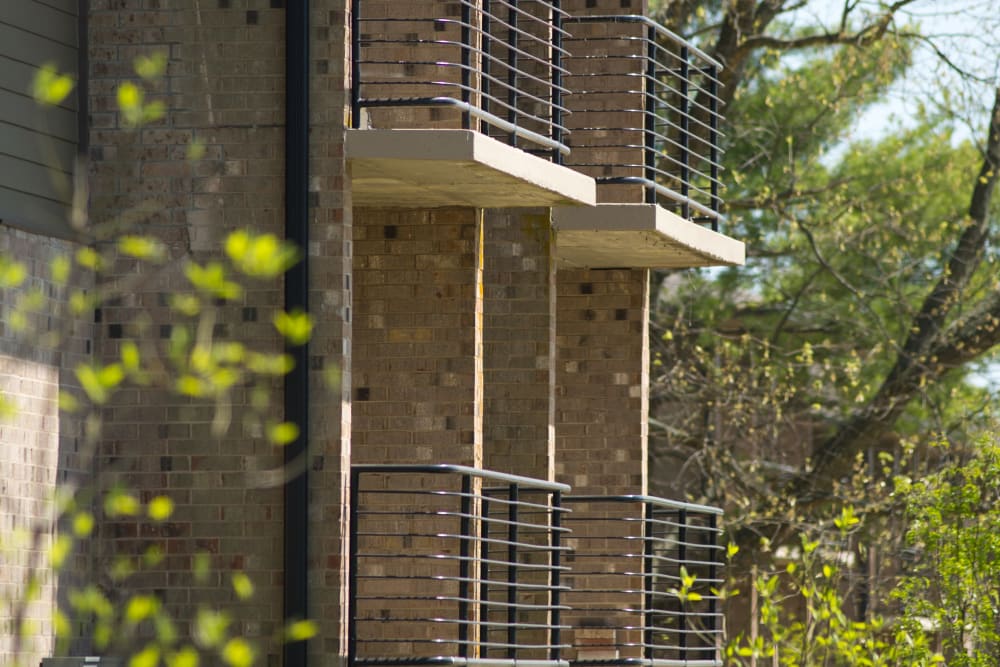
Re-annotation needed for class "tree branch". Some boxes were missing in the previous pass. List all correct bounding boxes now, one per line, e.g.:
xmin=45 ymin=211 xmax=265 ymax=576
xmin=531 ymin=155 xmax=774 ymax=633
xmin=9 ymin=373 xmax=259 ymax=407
xmin=791 ymin=86 xmax=1000 ymax=496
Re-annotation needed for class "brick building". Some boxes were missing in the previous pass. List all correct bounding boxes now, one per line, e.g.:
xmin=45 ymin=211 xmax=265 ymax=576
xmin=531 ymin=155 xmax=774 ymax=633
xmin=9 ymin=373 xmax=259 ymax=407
xmin=0 ymin=1 xmax=744 ymax=666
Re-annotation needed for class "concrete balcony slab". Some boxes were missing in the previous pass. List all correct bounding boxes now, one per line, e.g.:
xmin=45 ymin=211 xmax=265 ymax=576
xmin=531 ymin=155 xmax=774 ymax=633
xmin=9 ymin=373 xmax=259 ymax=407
xmin=346 ymin=129 xmax=596 ymax=208
xmin=553 ymin=203 xmax=745 ymax=269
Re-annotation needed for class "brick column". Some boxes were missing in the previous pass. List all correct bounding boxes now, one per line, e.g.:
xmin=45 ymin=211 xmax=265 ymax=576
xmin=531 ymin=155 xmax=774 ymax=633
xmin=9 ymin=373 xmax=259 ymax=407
xmin=352 ymin=208 xmax=484 ymax=468
xmin=482 ymin=209 xmax=555 ymax=481
xmin=555 ymin=268 xmax=649 ymax=495
xmin=310 ymin=1 xmax=354 ymax=662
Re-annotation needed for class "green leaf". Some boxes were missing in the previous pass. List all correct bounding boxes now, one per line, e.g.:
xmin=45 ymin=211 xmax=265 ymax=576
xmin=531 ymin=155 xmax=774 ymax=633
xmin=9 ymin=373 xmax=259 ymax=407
xmin=76 ymin=247 xmax=103 ymax=270
xmin=274 ymin=309 xmax=313 ymax=346
xmin=267 ymin=421 xmax=300 ymax=447
xmin=72 ymin=511 xmax=94 ymax=537
xmin=118 ymin=82 xmax=144 ymax=126
xmin=167 ymin=647 xmax=200 ymax=667
xmin=134 ymin=51 xmax=168 ymax=80
xmin=0 ymin=257 xmax=27 ymax=288
xmin=119 ymin=235 xmax=166 ymax=262
xmin=194 ymin=607 xmax=230 ymax=649
xmin=185 ymin=261 xmax=243 ymax=301
xmin=49 ymin=534 xmax=73 ymax=569
xmin=148 ymin=495 xmax=175 ymax=521
xmin=225 ymin=230 xmax=299 ymax=278
xmin=221 ymin=638 xmax=255 ymax=667
xmin=50 ymin=255 xmax=71 ymax=284
xmin=129 ymin=644 xmax=160 ymax=667
xmin=31 ymin=63 xmax=74 ymax=105
xmin=231 ymin=572 xmax=255 ymax=600
xmin=105 ymin=488 xmax=141 ymax=517
xmin=125 ymin=595 xmax=160 ymax=624
xmin=284 ymin=619 xmax=319 ymax=643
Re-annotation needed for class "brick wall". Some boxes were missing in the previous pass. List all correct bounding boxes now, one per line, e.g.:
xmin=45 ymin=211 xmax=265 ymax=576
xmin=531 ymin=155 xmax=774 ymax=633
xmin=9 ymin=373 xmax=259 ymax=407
xmin=555 ymin=268 xmax=649 ymax=495
xmin=0 ymin=227 xmax=94 ymax=666
xmin=351 ymin=207 xmax=484 ymax=468
xmin=87 ymin=1 xmax=353 ymax=663
xmin=483 ymin=209 xmax=555 ymax=481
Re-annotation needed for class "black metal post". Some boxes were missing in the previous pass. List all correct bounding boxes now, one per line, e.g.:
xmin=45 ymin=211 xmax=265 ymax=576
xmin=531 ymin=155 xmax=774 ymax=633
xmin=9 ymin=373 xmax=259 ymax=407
xmin=679 ymin=46 xmax=690 ymax=220
xmin=550 ymin=490 xmax=563 ymax=662
xmin=709 ymin=69 xmax=720 ymax=232
xmin=642 ymin=501 xmax=655 ymax=662
xmin=677 ymin=509 xmax=688 ymax=662
xmin=644 ymin=24 xmax=657 ymax=204
xmin=506 ymin=483 xmax=519 ymax=659
xmin=347 ymin=469 xmax=361 ymax=667
xmin=507 ymin=0 xmax=518 ymax=146
xmin=709 ymin=513 xmax=719 ymax=659
xmin=284 ymin=2 xmax=310 ymax=665
xmin=461 ymin=0 xmax=472 ymax=130
xmin=480 ymin=491 xmax=493 ymax=657
xmin=551 ymin=0 xmax=563 ymax=164
xmin=458 ymin=474 xmax=473 ymax=657
xmin=482 ymin=0 xmax=492 ymax=127
xmin=350 ymin=0 xmax=361 ymax=127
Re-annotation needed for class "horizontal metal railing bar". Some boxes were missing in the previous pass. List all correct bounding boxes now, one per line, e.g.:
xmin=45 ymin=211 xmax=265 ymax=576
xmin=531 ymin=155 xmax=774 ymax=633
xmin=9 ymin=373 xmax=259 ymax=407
xmin=568 ymin=662 xmax=717 ymax=667
xmin=354 ymin=464 xmax=570 ymax=492
xmin=354 ymin=594 xmax=570 ymax=613
xmin=354 ymin=659 xmax=571 ymax=667
xmin=354 ymin=513 xmax=570 ymax=534
xmin=354 ymin=617 xmax=570 ymax=634
xmin=356 ymin=638 xmax=570 ymax=651
xmin=563 ymin=14 xmax=722 ymax=70
xmin=485 ymin=2 xmax=572 ymax=37
xmin=601 ymin=177 xmax=728 ymax=223
xmin=563 ymin=495 xmax=723 ymax=516
xmin=400 ymin=574 xmax=570 ymax=592
xmin=355 ymin=553 xmax=570 ymax=572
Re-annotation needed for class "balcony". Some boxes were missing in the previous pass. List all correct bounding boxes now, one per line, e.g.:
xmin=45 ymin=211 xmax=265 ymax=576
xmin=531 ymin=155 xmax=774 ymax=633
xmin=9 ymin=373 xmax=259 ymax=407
xmin=348 ymin=0 xmax=595 ymax=208
xmin=554 ymin=16 xmax=744 ymax=269
xmin=349 ymin=464 xmax=571 ymax=666
xmin=562 ymin=495 xmax=725 ymax=667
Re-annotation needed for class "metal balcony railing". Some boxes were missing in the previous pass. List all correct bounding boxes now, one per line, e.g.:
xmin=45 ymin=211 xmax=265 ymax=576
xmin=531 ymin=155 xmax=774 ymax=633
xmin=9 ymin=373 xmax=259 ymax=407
xmin=562 ymin=495 xmax=724 ymax=667
xmin=349 ymin=464 xmax=572 ymax=667
xmin=350 ymin=0 xmax=572 ymax=162
xmin=564 ymin=16 xmax=725 ymax=230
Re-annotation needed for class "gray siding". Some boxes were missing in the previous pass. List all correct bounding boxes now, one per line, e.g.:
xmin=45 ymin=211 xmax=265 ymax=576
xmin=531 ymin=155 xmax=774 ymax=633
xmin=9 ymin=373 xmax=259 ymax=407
xmin=0 ymin=0 xmax=79 ymax=238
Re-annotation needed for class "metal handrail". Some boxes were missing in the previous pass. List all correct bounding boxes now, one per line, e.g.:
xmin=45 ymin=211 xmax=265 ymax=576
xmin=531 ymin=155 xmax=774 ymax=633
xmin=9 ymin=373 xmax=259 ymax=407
xmin=350 ymin=464 xmax=570 ymax=667
xmin=351 ymin=0 xmax=572 ymax=161
xmin=564 ymin=15 xmax=726 ymax=230
xmin=562 ymin=495 xmax=724 ymax=667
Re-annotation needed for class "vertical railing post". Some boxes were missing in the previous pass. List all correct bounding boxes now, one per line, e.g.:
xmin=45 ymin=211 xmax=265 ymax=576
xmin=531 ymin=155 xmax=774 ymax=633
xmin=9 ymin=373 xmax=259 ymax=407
xmin=458 ymin=473 xmax=473 ymax=658
xmin=644 ymin=23 xmax=657 ymax=204
xmin=551 ymin=0 xmax=563 ymax=164
xmin=461 ymin=0 xmax=472 ymax=130
xmin=709 ymin=512 xmax=720 ymax=660
xmin=482 ymin=0 xmax=492 ymax=130
xmin=347 ymin=468 xmax=361 ymax=666
xmin=350 ymin=0 xmax=362 ymax=128
xmin=677 ymin=508 xmax=688 ymax=662
xmin=709 ymin=68 xmax=720 ymax=232
xmin=679 ymin=45 xmax=691 ymax=220
xmin=480 ymin=490 xmax=493 ymax=658
xmin=550 ymin=490 xmax=563 ymax=662
xmin=642 ymin=501 xmax=655 ymax=663
xmin=506 ymin=483 xmax=519 ymax=659
xmin=507 ymin=0 xmax=519 ymax=146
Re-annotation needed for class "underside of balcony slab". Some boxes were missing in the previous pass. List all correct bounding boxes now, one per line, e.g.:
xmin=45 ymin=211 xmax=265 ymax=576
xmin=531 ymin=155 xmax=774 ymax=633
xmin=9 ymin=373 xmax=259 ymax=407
xmin=346 ymin=129 xmax=596 ymax=208
xmin=553 ymin=203 xmax=745 ymax=269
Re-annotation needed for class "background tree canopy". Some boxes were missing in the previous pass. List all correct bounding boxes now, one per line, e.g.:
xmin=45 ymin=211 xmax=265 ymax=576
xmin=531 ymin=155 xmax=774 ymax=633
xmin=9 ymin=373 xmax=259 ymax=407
xmin=647 ymin=0 xmax=1000 ymax=567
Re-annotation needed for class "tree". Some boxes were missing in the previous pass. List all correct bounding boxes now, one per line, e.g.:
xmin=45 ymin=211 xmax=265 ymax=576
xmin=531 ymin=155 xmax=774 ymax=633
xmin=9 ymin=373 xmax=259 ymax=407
xmin=647 ymin=0 xmax=1000 ymax=606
